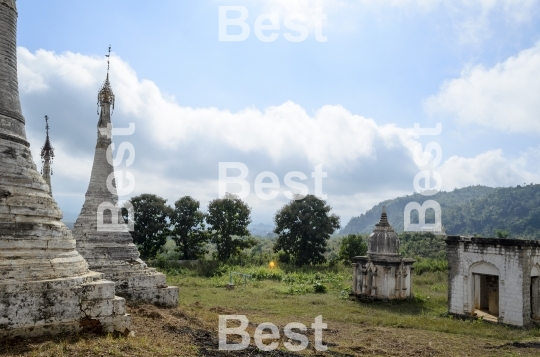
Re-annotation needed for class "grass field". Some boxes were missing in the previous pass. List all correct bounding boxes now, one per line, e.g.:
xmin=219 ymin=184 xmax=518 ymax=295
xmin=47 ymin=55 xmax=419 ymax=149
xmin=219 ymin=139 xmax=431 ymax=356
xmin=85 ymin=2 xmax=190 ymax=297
xmin=2 ymin=264 xmax=540 ymax=356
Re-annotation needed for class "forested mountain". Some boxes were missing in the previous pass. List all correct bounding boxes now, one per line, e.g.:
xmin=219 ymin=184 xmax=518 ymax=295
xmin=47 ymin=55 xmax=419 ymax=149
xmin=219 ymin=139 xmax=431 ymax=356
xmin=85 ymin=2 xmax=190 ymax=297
xmin=443 ymin=184 xmax=540 ymax=238
xmin=341 ymin=184 xmax=540 ymax=239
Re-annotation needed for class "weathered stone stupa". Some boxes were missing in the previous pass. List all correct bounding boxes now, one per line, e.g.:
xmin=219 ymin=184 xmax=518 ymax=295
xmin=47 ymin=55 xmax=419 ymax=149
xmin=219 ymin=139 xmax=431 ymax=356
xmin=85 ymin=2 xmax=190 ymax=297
xmin=72 ymin=52 xmax=179 ymax=307
xmin=40 ymin=115 xmax=53 ymax=195
xmin=351 ymin=207 xmax=415 ymax=299
xmin=0 ymin=0 xmax=130 ymax=338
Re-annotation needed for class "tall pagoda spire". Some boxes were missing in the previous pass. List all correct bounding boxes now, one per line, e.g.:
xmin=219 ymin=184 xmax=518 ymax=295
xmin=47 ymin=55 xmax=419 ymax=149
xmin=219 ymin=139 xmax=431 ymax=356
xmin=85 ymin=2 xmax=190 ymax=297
xmin=0 ymin=1 xmax=130 ymax=338
xmin=0 ymin=0 xmax=27 ymax=147
xmin=72 ymin=47 xmax=179 ymax=307
xmin=40 ymin=115 xmax=54 ymax=195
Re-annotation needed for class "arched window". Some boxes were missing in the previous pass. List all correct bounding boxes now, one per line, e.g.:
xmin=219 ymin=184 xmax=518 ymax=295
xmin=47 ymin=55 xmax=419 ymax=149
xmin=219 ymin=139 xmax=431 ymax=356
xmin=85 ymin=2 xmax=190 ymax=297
xmin=103 ymin=209 xmax=112 ymax=224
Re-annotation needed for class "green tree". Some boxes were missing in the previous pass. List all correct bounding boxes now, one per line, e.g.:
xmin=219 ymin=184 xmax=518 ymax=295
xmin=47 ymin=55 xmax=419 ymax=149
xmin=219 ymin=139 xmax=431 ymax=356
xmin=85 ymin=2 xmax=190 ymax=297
xmin=273 ymin=195 xmax=340 ymax=266
xmin=206 ymin=194 xmax=254 ymax=261
xmin=398 ymin=232 xmax=446 ymax=260
xmin=495 ymin=229 xmax=510 ymax=239
xmin=127 ymin=194 xmax=171 ymax=259
xmin=339 ymin=234 xmax=368 ymax=262
xmin=170 ymin=196 xmax=209 ymax=260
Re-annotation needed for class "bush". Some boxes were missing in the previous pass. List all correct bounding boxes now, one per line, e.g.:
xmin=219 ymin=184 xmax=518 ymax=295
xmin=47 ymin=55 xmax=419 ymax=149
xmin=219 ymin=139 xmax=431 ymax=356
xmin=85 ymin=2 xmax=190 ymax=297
xmin=338 ymin=234 xmax=368 ymax=262
xmin=340 ymin=286 xmax=352 ymax=299
xmin=284 ymin=284 xmax=312 ymax=295
xmin=399 ymin=232 xmax=446 ymax=260
xmin=414 ymin=258 xmax=448 ymax=275
xmin=313 ymin=281 xmax=328 ymax=293
xmin=277 ymin=250 xmax=291 ymax=264
xmin=247 ymin=267 xmax=284 ymax=281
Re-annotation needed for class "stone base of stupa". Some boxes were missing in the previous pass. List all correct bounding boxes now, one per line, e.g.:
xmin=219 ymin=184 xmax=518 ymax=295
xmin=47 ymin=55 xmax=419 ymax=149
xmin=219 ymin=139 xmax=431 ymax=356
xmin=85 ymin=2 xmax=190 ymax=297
xmin=0 ymin=272 xmax=131 ymax=339
xmin=89 ymin=260 xmax=179 ymax=307
xmin=75 ymin=234 xmax=179 ymax=308
xmin=99 ymin=266 xmax=178 ymax=307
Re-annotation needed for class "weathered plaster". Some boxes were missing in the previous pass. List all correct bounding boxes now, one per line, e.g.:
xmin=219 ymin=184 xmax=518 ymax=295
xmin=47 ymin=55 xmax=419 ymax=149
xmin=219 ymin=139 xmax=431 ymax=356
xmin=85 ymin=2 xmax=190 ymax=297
xmin=446 ymin=236 xmax=540 ymax=327
xmin=0 ymin=1 xmax=131 ymax=338
xmin=72 ymin=73 xmax=178 ymax=307
xmin=352 ymin=208 xmax=415 ymax=300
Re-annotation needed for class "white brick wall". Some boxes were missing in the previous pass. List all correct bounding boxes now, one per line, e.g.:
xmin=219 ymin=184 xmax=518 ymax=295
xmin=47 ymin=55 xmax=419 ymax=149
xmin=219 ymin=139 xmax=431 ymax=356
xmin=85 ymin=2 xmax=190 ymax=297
xmin=447 ymin=238 xmax=539 ymax=326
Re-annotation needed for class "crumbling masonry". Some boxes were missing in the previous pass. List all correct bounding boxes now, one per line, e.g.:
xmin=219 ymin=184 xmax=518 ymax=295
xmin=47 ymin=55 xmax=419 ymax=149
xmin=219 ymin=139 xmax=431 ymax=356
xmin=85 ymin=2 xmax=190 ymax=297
xmin=352 ymin=207 xmax=415 ymax=300
xmin=447 ymin=236 xmax=540 ymax=326
xmin=72 ymin=60 xmax=179 ymax=307
xmin=0 ymin=0 xmax=130 ymax=338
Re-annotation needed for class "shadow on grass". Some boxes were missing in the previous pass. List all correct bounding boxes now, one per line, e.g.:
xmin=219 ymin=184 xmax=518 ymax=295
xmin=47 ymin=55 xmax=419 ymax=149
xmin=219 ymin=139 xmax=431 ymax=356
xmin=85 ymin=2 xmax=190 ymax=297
xmin=0 ymin=330 xmax=117 ymax=356
xmin=352 ymin=296 xmax=430 ymax=316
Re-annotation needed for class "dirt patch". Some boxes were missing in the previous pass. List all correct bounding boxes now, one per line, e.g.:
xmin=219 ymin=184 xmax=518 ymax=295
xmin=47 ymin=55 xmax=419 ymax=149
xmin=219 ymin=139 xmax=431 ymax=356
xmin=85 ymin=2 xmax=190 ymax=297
xmin=209 ymin=306 xmax=236 ymax=315
xmin=2 ymin=305 xmax=540 ymax=356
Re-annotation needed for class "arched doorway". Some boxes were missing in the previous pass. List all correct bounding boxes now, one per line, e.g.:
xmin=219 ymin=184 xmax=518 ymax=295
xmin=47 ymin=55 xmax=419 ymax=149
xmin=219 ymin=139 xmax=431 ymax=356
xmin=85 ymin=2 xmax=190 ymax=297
xmin=470 ymin=261 xmax=500 ymax=322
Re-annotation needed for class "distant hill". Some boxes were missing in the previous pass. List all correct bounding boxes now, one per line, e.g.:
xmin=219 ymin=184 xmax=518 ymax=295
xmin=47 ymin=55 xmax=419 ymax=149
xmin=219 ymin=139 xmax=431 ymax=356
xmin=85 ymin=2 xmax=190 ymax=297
xmin=339 ymin=185 xmax=539 ymax=237
xmin=248 ymin=223 xmax=277 ymax=238
xmin=442 ymin=184 xmax=540 ymax=238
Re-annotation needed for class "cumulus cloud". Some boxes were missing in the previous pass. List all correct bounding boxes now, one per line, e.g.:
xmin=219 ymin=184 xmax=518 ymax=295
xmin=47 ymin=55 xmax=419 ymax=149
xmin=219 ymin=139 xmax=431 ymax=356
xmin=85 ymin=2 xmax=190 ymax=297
xmin=424 ymin=42 xmax=540 ymax=134
xmin=139 ymin=101 xmax=418 ymax=169
xmin=438 ymin=149 xmax=540 ymax=190
xmin=18 ymin=47 xmax=423 ymax=223
xmin=19 ymin=47 xmax=540 ymax=224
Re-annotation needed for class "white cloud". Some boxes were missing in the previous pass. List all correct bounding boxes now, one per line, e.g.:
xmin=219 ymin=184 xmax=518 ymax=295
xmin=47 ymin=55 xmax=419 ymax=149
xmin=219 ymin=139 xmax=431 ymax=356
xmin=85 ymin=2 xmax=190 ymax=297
xmin=18 ymin=47 xmax=423 ymax=222
xmin=142 ymin=101 xmax=418 ymax=169
xmin=439 ymin=149 xmax=540 ymax=190
xmin=424 ymin=42 xmax=540 ymax=134
xmin=19 ymin=47 xmax=540 ymax=224
xmin=29 ymin=132 xmax=93 ymax=184
xmin=18 ymin=48 xmax=104 ymax=93
xmin=18 ymin=48 xmax=416 ymax=170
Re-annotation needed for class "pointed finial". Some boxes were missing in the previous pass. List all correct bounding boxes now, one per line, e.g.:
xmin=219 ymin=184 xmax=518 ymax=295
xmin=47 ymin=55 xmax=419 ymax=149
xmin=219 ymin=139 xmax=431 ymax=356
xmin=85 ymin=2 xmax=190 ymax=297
xmin=45 ymin=115 xmax=49 ymax=137
xmin=41 ymin=115 xmax=54 ymax=165
xmin=376 ymin=205 xmax=390 ymax=227
xmin=97 ymin=45 xmax=115 ymax=113
xmin=106 ymin=45 xmax=111 ymax=74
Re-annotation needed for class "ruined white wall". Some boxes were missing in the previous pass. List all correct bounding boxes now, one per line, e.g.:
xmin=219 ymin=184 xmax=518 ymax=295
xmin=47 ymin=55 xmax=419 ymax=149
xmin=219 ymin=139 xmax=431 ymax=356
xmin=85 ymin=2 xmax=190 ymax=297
xmin=447 ymin=237 xmax=539 ymax=327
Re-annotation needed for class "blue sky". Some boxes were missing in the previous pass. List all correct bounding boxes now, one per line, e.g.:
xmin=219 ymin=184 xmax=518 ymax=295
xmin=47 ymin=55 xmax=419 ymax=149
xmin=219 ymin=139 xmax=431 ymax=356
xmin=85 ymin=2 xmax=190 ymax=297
xmin=14 ymin=0 xmax=540 ymax=225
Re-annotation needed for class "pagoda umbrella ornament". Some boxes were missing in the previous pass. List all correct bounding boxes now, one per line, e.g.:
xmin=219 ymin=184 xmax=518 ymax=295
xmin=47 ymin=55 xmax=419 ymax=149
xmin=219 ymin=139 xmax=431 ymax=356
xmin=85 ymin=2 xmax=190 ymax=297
xmin=40 ymin=115 xmax=54 ymax=195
